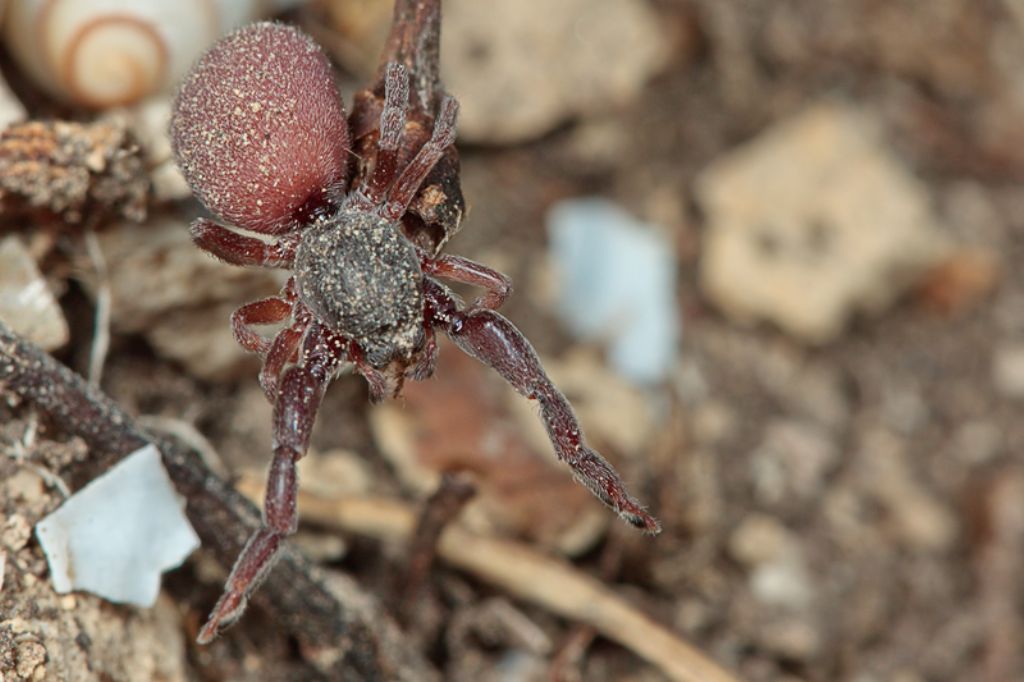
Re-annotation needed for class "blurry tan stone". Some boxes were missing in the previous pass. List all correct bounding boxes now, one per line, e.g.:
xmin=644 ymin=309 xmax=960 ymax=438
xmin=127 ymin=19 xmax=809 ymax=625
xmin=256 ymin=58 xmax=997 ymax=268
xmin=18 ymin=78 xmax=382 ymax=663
xmin=0 ymin=236 xmax=68 ymax=351
xmin=857 ymin=428 xmax=958 ymax=552
xmin=993 ymin=342 xmax=1024 ymax=398
xmin=325 ymin=0 xmax=670 ymax=144
xmin=729 ymin=513 xmax=815 ymax=610
xmin=444 ymin=0 xmax=669 ymax=143
xmin=697 ymin=101 xmax=951 ymax=342
xmin=79 ymin=216 xmax=285 ymax=380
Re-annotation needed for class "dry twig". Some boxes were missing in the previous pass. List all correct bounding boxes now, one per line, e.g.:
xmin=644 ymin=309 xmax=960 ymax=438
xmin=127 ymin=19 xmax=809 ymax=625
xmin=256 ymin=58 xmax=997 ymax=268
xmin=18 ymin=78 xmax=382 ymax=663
xmin=82 ymin=227 xmax=111 ymax=385
xmin=236 ymin=475 xmax=739 ymax=682
xmin=0 ymin=320 xmax=437 ymax=681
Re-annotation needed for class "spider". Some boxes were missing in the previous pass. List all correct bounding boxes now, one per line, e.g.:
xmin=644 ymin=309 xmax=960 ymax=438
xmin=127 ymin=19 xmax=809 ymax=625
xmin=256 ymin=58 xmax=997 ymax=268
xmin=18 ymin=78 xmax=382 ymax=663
xmin=170 ymin=21 xmax=660 ymax=643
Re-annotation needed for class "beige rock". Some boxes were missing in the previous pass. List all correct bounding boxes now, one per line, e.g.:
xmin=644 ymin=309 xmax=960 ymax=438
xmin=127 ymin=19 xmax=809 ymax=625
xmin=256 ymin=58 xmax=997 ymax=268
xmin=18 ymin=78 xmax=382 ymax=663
xmin=79 ymin=216 xmax=285 ymax=380
xmin=729 ymin=513 xmax=794 ymax=566
xmin=856 ymin=428 xmax=958 ymax=552
xmin=993 ymin=342 xmax=1024 ymax=398
xmin=0 ymin=236 xmax=69 ymax=351
xmin=729 ymin=514 xmax=816 ymax=610
xmin=443 ymin=0 xmax=669 ymax=143
xmin=697 ymin=101 xmax=951 ymax=342
xmin=325 ymin=0 xmax=670 ymax=144
xmin=750 ymin=419 xmax=839 ymax=504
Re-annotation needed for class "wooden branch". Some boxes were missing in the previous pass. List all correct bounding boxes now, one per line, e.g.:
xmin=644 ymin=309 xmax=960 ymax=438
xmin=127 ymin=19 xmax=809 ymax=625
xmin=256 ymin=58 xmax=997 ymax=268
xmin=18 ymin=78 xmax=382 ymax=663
xmin=0 ymin=320 xmax=437 ymax=682
xmin=236 ymin=475 xmax=740 ymax=682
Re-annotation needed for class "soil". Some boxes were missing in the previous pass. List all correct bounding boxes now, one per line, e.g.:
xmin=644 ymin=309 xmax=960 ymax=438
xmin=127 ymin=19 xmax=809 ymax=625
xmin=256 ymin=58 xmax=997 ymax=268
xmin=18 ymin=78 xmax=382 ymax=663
xmin=2 ymin=1 xmax=1023 ymax=681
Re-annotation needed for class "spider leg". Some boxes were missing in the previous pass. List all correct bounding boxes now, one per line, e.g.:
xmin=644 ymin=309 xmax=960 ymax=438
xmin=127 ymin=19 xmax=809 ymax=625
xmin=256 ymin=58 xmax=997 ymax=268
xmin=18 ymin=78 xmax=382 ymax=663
xmin=380 ymin=96 xmax=459 ymax=221
xmin=231 ymin=297 xmax=293 ymax=355
xmin=198 ymin=322 xmax=346 ymax=644
xmin=258 ymin=297 xmax=311 ymax=400
xmin=422 ymin=253 xmax=513 ymax=309
xmin=259 ymin=325 xmax=303 ymax=401
xmin=407 ymin=322 xmax=438 ymax=381
xmin=191 ymin=218 xmax=300 ymax=268
xmin=349 ymin=343 xmax=399 ymax=403
xmin=424 ymin=280 xmax=660 ymax=534
xmin=353 ymin=62 xmax=410 ymax=209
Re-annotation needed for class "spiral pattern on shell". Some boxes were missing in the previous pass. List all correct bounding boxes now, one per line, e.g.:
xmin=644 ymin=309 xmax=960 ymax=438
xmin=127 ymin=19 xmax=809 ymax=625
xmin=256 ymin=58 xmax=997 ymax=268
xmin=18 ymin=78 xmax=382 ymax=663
xmin=1 ymin=0 xmax=303 ymax=109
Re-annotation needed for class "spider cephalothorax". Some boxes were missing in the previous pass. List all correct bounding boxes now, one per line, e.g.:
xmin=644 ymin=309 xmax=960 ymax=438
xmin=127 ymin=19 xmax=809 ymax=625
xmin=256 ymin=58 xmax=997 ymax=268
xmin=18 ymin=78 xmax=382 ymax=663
xmin=171 ymin=16 xmax=659 ymax=644
xmin=294 ymin=208 xmax=425 ymax=367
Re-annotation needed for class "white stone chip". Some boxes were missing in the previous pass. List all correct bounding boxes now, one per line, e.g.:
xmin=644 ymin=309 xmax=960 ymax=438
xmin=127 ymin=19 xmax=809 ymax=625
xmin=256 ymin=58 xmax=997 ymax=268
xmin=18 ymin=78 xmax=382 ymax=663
xmin=548 ymin=198 xmax=680 ymax=385
xmin=35 ymin=444 xmax=200 ymax=608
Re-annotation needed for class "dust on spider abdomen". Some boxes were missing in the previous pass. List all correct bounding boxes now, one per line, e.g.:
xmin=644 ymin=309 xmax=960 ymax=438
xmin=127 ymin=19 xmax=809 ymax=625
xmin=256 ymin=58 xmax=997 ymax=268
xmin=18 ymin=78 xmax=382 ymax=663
xmin=294 ymin=208 xmax=424 ymax=367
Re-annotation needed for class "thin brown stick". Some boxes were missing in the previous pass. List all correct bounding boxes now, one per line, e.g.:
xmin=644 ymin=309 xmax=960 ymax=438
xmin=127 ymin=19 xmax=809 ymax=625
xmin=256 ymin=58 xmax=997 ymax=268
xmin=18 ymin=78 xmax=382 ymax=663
xmin=235 ymin=475 xmax=740 ymax=682
xmin=0 ymin=321 xmax=437 ymax=682
xmin=400 ymin=471 xmax=476 ymax=618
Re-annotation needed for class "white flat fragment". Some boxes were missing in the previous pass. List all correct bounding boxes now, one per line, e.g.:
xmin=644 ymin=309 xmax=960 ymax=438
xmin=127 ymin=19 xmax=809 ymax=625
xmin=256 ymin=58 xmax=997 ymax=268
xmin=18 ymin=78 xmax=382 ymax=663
xmin=35 ymin=444 xmax=200 ymax=608
xmin=547 ymin=198 xmax=679 ymax=385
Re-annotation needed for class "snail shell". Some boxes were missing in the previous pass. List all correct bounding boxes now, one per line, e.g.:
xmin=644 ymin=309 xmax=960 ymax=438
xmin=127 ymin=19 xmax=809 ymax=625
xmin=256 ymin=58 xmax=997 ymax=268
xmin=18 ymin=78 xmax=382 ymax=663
xmin=2 ymin=0 xmax=303 ymax=109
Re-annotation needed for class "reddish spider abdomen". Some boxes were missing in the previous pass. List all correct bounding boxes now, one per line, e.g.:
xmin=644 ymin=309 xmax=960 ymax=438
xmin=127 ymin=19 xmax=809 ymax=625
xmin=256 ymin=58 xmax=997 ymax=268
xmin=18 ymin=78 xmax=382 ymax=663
xmin=170 ymin=23 xmax=350 ymax=234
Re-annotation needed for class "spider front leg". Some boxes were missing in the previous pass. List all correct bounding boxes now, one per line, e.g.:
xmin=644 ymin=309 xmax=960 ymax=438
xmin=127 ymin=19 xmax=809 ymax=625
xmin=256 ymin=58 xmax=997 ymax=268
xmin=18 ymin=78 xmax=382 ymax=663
xmin=422 ymin=254 xmax=512 ymax=309
xmin=425 ymin=282 xmax=661 ymax=533
xmin=259 ymin=325 xmax=303 ymax=401
xmin=381 ymin=96 xmax=459 ymax=221
xmin=407 ymin=322 xmax=438 ymax=381
xmin=191 ymin=218 xmax=301 ymax=268
xmin=348 ymin=343 xmax=395 ymax=403
xmin=198 ymin=322 xmax=346 ymax=643
xmin=231 ymin=297 xmax=293 ymax=354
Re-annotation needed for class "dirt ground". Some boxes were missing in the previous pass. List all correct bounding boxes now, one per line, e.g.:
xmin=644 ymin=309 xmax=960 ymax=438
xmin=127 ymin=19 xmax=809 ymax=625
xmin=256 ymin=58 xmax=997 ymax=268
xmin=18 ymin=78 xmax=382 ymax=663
xmin=2 ymin=1 xmax=1023 ymax=680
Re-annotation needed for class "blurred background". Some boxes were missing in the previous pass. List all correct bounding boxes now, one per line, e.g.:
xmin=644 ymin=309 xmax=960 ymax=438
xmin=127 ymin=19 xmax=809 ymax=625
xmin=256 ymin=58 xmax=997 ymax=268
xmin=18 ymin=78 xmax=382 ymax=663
xmin=0 ymin=0 xmax=1022 ymax=680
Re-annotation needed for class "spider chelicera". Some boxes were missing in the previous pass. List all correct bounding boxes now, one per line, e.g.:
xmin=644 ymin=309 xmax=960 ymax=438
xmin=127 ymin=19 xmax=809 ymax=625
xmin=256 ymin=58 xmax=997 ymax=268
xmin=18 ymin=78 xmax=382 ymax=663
xmin=170 ymin=21 xmax=659 ymax=643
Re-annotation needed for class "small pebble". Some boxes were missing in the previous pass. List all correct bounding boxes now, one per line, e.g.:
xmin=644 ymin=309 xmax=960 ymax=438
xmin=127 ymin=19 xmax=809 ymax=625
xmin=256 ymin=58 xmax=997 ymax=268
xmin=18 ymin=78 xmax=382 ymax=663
xmin=2 ymin=514 xmax=32 ymax=552
xmin=15 ymin=639 xmax=46 ymax=679
xmin=35 ymin=444 xmax=200 ymax=607
xmin=992 ymin=342 xmax=1024 ymax=398
xmin=547 ymin=198 xmax=679 ymax=385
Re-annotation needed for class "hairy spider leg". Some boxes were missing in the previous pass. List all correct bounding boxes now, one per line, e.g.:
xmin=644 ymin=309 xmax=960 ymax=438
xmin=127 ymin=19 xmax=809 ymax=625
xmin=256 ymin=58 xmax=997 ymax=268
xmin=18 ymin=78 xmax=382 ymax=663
xmin=231 ymin=297 xmax=293 ymax=355
xmin=258 ymin=288 xmax=310 ymax=400
xmin=198 ymin=322 xmax=348 ymax=644
xmin=190 ymin=218 xmax=301 ymax=268
xmin=380 ymin=96 xmax=459 ymax=221
xmin=406 ymin=323 xmax=438 ymax=381
xmin=422 ymin=253 xmax=513 ymax=310
xmin=358 ymin=62 xmax=411 ymax=207
xmin=409 ymin=254 xmax=511 ymax=381
xmin=260 ymin=324 xmax=304 ymax=401
xmin=423 ymin=279 xmax=662 ymax=534
xmin=348 ymin=342 xmax=398 ymax=403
